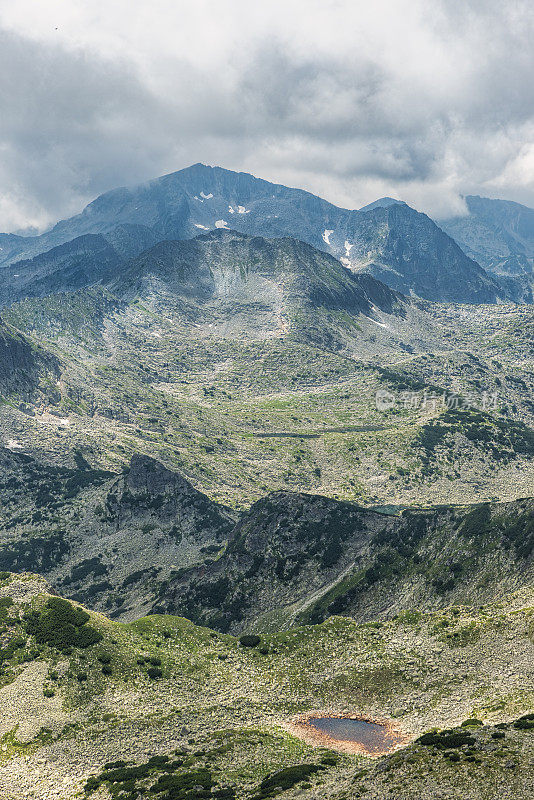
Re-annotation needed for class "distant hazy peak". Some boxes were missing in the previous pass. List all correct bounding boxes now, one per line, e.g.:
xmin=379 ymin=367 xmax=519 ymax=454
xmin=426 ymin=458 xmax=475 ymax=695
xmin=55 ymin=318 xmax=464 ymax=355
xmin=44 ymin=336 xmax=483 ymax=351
xmin=464 ymin=194 xmax=534 ymax=214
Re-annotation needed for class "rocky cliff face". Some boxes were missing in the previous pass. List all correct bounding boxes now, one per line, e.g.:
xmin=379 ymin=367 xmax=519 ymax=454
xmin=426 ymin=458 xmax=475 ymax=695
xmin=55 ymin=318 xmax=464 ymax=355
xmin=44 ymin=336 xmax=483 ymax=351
xmin=0 ymin=318 xmax=60 ymax=399
xmin=147 ymin=491 xmax=534 ymax=633
xmin=0 ymin=449 xmax=532 ymax=630
xmin=109 ymin=229 xmax=408 ymax=319
xmin=349 ymin=203 xmax=501 ymax=303
xmin=0 ymin=234 xmax=123 ymax=305
xmin=106 ymin=453 xmax=235 ymax=538
xmin=0 ymin=453 xmax=235 ymax=620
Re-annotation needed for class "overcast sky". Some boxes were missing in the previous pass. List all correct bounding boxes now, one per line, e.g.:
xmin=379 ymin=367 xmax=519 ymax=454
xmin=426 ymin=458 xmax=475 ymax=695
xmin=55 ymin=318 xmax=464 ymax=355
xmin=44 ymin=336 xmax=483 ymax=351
xmin=1 ymin=0 xmax=534 ymax=232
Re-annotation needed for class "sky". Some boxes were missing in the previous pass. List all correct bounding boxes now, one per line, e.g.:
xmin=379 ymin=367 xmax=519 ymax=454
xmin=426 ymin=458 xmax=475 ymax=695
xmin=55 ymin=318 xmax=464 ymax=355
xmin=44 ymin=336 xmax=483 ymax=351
xmin=1 ymin=0 xmax=534 ymax=232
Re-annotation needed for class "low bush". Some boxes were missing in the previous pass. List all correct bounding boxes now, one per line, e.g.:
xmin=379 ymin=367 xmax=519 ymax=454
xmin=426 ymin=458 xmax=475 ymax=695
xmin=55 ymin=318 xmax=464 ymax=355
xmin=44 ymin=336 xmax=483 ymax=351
xmin=514 ymin=714 xmax=534 ymax=730
xmin=147 ymin=667 xmax=163 ymax=679
xmin=25 ymin=598 xmax=102 ymax=652
xmin=147 ymin=755 xmax=169 ymax=766
xmin=239 ymin=635 xmax=261 ymax=648
xmin=417 ymin=730 xmax=476 ymax=749
xmin=257 ymin=764 xmax=324 ymax=795
xmin=151 ymin=768 xmax=213 ymax=794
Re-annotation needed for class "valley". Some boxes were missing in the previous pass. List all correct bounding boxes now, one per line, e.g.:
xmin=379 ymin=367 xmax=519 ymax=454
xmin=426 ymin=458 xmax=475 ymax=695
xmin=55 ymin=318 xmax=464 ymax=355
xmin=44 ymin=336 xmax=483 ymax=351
xmin=0 ymin=165 xmax=532 ymax=800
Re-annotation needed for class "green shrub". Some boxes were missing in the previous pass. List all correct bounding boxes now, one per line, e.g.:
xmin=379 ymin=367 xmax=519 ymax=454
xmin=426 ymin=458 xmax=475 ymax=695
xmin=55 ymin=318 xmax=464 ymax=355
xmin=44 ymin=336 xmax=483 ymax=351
xmin=147 ymin=755 xmax=169 ymax=766
xmin=417 ymin=731 xmax=475 ymax=748
xmin=0 ymin=635 xmax=25 ymax=664
xmin=461 ymin=719 xmax=483 ymax=727
xmin=25 ymin=598 xmax=102 ymax=652
xmin=150 ymin=768 xmax=213 ymax=795
xmin=239 ymin=635 xmax=261 ymax=648
xmin=258 ymin=764 xmax=324 ymax=794
xmin=147 ymin=667 xmax=162 ymax=679
xmin=101 ymin=665 xmax=113 ymax=676
xmin=84 ymin=776 xmax=100 ymax=793
xmin=320 ymin=755 xmax=338 ymax=766
xmin=75 ymin=626 xmax=103 ymax=648
xmin=514 ymin=714 xmax=534 ymax=730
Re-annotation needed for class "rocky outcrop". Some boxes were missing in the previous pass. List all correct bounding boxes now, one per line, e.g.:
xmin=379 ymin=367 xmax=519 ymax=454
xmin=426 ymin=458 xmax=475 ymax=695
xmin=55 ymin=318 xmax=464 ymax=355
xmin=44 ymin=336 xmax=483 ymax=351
xmin=0 ymin=318 xmax=60 ymax=399
xmin=0 ymin=450 xmax=532 ymax=632
xmin=106 ymin=453 xmax=236 ymax=535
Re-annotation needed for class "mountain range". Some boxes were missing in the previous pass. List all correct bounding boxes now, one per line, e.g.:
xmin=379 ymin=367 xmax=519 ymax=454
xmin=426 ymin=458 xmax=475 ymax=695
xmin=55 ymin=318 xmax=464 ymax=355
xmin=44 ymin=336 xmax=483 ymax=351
xmin=0 ymin=163 xmax=533 ymax=800
xmin=0 ymin=163 xmax=508 ymax=305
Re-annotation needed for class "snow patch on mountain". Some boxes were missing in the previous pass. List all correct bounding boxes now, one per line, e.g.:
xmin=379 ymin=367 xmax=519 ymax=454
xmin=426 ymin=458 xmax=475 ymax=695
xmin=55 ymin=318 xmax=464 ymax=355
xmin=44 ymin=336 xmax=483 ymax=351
xmin=368 ymin=303 xmax=391 ymax=330
xmin=323 ymin=229 xmax=334 ymax=245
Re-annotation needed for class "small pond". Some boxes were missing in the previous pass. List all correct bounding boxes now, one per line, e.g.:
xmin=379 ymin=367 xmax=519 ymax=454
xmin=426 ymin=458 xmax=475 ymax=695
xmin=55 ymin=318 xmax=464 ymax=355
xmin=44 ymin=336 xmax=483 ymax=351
xmin=304 ymin=716 xmax=405 ymax=755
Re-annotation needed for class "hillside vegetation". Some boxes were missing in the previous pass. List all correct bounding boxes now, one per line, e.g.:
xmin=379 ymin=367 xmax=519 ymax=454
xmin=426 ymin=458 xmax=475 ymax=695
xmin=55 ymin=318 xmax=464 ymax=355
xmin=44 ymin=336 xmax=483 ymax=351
xmin=0 ymin=574 xmax=532 ymax=799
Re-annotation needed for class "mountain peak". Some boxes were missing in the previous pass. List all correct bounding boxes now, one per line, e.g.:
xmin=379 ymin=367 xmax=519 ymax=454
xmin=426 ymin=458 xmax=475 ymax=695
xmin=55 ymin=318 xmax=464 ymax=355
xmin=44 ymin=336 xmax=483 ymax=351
xmin=0 ymin=165 xmax=503 ymax=304
xmin=440 ymin=193 xmax=534 ymax=300
xmin=359 ymin=197 xmax=406 ymax=212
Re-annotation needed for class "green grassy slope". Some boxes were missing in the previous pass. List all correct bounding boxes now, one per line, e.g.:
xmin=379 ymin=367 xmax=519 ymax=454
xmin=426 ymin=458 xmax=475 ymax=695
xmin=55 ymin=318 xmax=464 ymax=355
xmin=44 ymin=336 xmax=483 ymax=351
xmin=0 ymin=574 xmax=532 ymax=799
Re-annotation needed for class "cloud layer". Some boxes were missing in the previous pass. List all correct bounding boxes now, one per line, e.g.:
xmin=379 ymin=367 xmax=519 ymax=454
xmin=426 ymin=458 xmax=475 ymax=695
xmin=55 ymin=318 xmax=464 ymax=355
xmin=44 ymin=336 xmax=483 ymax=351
xmin=1 ymin=0 xmax=534 ymax=230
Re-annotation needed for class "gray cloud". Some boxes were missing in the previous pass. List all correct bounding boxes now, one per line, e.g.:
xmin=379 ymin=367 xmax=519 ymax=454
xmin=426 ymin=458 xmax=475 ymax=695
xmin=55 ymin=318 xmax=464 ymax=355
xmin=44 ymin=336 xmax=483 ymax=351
xmin=0 ymin=30 xmax=185 ymax=229
xmin=1 ymin=1 xmax=534 ymax=230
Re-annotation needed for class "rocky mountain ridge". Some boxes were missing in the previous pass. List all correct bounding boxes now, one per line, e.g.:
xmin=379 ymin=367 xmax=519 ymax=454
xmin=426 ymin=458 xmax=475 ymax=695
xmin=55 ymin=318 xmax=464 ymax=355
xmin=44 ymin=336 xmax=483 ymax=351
xmin=0 ymin=164 xmax=503 ymax=304
xmin=0 ymin=450 xmax=532 ymax=631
